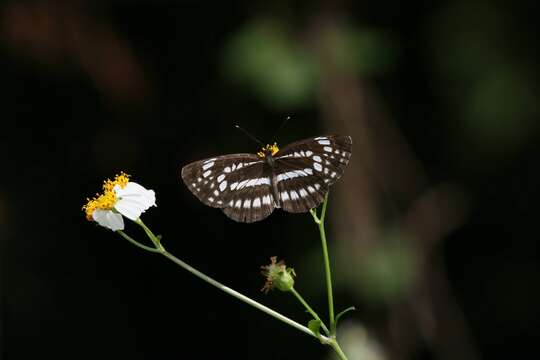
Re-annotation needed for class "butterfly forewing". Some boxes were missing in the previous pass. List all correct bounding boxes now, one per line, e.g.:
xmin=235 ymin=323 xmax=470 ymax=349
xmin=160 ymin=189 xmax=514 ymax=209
xmin=181 ymin=154 xmax=261 ymax=207
xmin=181 ymin=154 xmax=276 ymax=222
xmin=273 ymin=135 xmax=352 ymax=212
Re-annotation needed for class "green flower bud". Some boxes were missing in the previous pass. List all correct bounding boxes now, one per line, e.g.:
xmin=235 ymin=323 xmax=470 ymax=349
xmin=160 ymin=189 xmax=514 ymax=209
xmin=261 ymin=257 xmax=296 ymax=293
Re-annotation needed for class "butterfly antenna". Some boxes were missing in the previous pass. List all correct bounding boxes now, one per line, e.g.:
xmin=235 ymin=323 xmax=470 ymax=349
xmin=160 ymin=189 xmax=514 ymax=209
xmin=235 ymin=125 xmax=264 ymax=146
xmin=271 ymin=115 xmax=291 ymax=141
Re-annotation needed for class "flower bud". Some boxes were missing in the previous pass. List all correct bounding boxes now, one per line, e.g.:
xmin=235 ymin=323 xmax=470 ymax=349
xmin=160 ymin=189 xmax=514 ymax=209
xmin=261 ymin=257 xmax=296 ymax=293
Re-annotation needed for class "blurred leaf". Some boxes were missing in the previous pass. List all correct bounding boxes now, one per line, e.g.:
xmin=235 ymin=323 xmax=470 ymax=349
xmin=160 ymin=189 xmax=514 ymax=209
xmin=338 ymin=234 xmax=417 ymax=304
xmin=462 ymin=67 xmax=538 ymax=152
xmin=429 ymin=1 xmax=539 ymax=158
xmin=322 ymin=26 xmax=396 ymax=75
xmin=221 ymin=19 xmax=317 ymax=109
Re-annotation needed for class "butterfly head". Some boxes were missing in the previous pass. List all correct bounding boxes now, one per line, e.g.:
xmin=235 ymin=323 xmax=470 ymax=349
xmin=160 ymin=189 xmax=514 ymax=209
xmin=257 ymin=143 xmax=279 ymax=158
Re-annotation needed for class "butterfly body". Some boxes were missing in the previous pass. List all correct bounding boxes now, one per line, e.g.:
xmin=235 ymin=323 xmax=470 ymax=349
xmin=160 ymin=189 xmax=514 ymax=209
xmin=181 ymin=135 xmax=352 ymax=222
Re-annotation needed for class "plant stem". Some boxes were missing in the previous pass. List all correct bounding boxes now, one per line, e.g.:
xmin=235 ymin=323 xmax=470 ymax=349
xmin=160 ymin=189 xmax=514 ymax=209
xmin=117 ymin=230 xmax=160 ymax=253
xmin=290 ymin=287 xmax=330 ymax=335
xmin=330 ymin=339 xmax=348 ymax=360
xmin=312 ymin=193 xmax=336 ymax=333
xmin=127 ymin=219 xmax=326 ymax=341
xmin=158 ymin=249 xmax=320 ymax=338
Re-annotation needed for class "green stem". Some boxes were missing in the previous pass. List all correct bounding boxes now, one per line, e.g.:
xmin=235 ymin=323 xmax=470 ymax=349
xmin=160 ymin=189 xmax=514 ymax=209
xmin=126 ymin=219 xmax=326 ymax=341
xmin=290 ymin=287 xmax=330 ymax=335
xmin=330 ymin=339 xmax=348 ymax=360
xmin=311 ymin=193 xmax=336 ymax=333
xmin=159 ymin=249 xmax=320 ymax=338
xmin=117 ymin=230 xmax=160 ymax=253
xmin=136 ymin=219 xmax=164 ymax=251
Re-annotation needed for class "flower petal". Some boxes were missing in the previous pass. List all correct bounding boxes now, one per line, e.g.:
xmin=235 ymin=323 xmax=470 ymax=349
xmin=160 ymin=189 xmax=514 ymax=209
xmin=113 ymin=182 xmax=156 ymax=220
xmin=92 ymin=209 xmax=125 ymax=231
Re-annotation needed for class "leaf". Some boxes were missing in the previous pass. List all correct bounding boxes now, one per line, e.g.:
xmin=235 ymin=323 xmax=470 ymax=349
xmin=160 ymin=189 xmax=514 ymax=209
xmin=333 ymin=306 xmax=356 ymax=333
xmin=308 ymin=319 xmax=322 ymax=338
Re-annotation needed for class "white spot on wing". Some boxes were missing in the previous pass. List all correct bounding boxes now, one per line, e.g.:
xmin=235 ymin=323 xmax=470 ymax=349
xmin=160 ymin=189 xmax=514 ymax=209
xmin=313 ymin=155 xmax=322 ymax=162
xmin=307 ymin=185 xmax=316 ymax=193
xmin=243 ymin=199 xmax=251 ymax=209
xmin=219 ymin=181 xmax=227 ymax=191
xmin=314 ymin=163 xmax=323 ymax=172
xmin=253 ymin=198 xmax=261 ymax=208
xmin=235 ymin=199 xmax=242 ymax=208
xmin=217 ymin=174 xmax=225 ymax=182
xmin=224 ymin=167 xmax=231 ymax=173
xmin=290 ymin=190 xmax=299 ymax=200
xmin=299 ymin=188 xmax=308 ymax=198
xmin=202 ymin=162 xmax=214 ymax=170
xmin=203 ymin=170 xmax=211 ymax=178
xmin=305 ymin=150 xmax=313 ymax=156
xmin=318 ymin=139 xmax=331 ymax=145
xmin=230 ymin=182 xmax=238 ymax=190
xmin=323 ymin=146 xmax=333 ymax=152
xmin=281 ymin=191 xmax=290 ymax=201
xmin=213 ymin=190 xmax=219 ymax=196
xmin=304 ymin=168 xmax=313 ymax=175
xmin=208 ymin=197 xmax=214 ymax=202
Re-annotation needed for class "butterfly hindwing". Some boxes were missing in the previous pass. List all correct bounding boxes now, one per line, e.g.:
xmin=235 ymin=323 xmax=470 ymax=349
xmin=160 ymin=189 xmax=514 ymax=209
xmin=221 ymin=160 xmax=276 ymax=223
xmin=273 ymin=159 xmax=328 ymax=213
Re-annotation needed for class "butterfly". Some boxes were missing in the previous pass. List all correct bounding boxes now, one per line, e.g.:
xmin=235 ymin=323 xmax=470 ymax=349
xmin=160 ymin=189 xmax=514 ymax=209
xmin=181 ymin=135 xmax=352 ymax=223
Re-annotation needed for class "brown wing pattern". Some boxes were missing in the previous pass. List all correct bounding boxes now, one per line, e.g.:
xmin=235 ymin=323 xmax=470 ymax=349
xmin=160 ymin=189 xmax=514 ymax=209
xmin=221 ymin=163 xmax=276 ymax=223
xmin=181 ymin=154 xmax=262 ymax=208
xmin=181 ymin=153 xmax=275 ymax=222
xmin=274 ymin=135 xmax=352 ymax=212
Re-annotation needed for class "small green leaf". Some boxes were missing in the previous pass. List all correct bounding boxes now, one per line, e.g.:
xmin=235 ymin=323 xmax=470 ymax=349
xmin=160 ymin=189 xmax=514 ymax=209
xmin=333 ymin=306 xmax=356 ymax=333
xmin=308 ymin=319 xmax=322 ymax=338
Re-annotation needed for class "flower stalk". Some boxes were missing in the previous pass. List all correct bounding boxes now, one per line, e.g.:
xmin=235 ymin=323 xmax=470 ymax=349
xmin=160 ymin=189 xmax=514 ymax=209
xmin=310 ymin=192 xmax=336 ymax=334
xmin=120 ymin=219 xmax=326 ymax=342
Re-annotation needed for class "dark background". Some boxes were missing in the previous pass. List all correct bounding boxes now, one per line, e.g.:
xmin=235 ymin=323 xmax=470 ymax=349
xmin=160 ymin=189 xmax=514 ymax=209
xmin=1 ymin=1 xmax=539 ymax=359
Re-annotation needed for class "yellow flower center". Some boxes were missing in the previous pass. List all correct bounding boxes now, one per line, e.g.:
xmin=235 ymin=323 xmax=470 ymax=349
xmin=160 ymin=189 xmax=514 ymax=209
xmin=83 ymin=172 xmax=130 ymax=220
xmin=257 ymin=143 xmax=279 ymax=158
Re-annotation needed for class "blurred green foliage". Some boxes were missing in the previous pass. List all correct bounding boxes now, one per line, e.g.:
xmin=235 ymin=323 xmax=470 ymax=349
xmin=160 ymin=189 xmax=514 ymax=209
xmin=321 ymin=25 xmax=395 ymax=76
xmin=221 ymin=19 xmax=396 ymax=109
xmin=337 ymin=233 xmax=417 ymax=304
xmin=430 ymin=1 xmax=538 ymax=157
xmin=222 ymin=20 xmax=317 ymax=109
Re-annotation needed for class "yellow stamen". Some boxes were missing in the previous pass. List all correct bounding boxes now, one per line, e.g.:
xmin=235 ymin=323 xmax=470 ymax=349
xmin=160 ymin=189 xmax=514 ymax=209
xmin=257 ymin=143 xmax=280 ymax=158
xmin=82 ymin=172 xmax=131 ymax=220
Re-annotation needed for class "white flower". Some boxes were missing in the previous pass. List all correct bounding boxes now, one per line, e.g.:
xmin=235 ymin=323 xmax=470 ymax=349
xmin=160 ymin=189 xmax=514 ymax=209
xmin=83 ymin=173 xmax=156 ymax=231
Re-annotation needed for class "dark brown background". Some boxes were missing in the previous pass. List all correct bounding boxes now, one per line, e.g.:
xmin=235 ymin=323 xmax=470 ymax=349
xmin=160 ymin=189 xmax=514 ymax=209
xmin=1 ymin=1 xmax=539 ymax=359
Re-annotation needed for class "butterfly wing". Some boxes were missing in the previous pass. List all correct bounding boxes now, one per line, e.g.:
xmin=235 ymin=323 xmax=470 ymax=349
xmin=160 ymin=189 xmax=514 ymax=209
xmin=181 ymin=154 xmax=275 ymax=222
xmin=273 ymin=135 xmax=352 ymax=213
xmin=221 ymin=163 xmax=276 ymax=223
